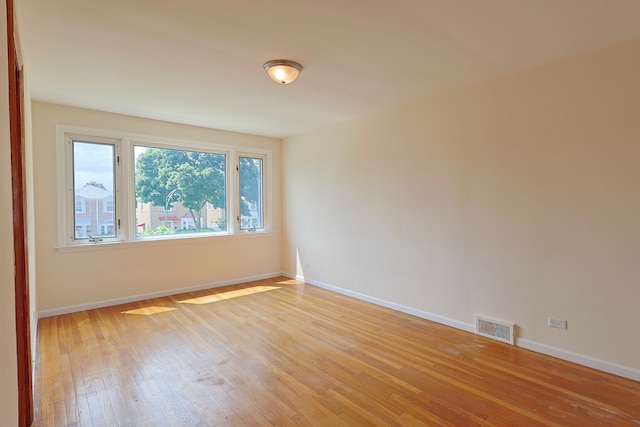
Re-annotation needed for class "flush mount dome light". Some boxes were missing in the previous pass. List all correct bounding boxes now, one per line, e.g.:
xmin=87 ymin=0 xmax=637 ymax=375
xmin=263 ymin=59 xmax=303 ymax=84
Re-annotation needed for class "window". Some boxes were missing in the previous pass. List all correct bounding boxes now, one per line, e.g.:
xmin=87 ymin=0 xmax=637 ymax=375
xmin=134 ymin=145 xmax=226 ymax=237
xmin=103 ymin=196 xmax=114 ymax=213
xmin=100 ymin=221 xmax=114 ymax=235
xmin=74 ymin=196 xmax=86 ymax=213
xmin=63 ymin=137 xmax=119 ymax=244
xmin=239 ymin=155 xmax=264 ymax=231
xmin=57 ymin=126 xmax=271 ymax=248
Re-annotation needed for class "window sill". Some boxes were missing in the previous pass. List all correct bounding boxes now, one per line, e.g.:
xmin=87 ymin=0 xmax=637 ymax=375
xmin=56 ymin=230 xmax=274 ymax=253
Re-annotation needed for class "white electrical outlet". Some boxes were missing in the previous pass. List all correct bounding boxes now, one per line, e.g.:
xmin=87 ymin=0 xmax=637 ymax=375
xmin=303 ymin=263 xmax=310 ymax=270
xmin=548 ymin=317 xmax=567 ymax=329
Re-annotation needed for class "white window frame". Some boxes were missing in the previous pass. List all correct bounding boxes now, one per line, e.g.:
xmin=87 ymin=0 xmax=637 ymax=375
xmin=57 ymin=130 xmax=123 ymax=247
xmin=237 ymin=152 xmax=269 ymax=233
xmin=56 ymin=125 xmax=272 ymax=250
xmin=128 ymin=138 xmax=231 ymax=240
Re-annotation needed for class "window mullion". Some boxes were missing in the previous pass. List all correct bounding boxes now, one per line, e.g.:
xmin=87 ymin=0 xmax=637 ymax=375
xmin=228 ymin=151 xmax=238 ymax=234
xmin=114 ymin=141 xmax=124 ymax=242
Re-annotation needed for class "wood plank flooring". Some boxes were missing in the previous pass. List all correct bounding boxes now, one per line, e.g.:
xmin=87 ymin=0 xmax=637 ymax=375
xmin=32 ymin=277 xmax=640 ymax=426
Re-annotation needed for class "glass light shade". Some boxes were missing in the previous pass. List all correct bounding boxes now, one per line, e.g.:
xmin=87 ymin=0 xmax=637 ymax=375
xmin=263 ymin=60 xmax=303 ymax=84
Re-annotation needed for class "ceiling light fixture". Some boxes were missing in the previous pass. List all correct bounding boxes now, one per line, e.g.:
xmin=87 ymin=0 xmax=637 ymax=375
xmin=263 ymin=59 xmax=303 ymax=85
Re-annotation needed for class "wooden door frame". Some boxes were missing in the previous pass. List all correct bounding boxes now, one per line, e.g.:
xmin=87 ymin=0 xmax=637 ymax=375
xmin=6 ymin=0 xmax=34 ymax=424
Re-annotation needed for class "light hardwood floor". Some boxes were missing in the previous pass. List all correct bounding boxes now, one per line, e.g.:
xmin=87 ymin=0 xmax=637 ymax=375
xmin=33 ymin=277 xmax=640 ymax=426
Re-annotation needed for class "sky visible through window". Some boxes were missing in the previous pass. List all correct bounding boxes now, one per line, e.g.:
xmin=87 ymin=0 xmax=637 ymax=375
xmin=73 ymin=141 xmax=115 ymax=191
xmin=72 ymin=143 xmax=149 ymax=191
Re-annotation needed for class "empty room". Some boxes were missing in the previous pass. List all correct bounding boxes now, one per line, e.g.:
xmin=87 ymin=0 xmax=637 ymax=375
xmin=1 ymin=0 xmax=640 ymax=425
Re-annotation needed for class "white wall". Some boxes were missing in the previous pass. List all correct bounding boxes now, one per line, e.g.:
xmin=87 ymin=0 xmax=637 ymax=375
xmin=283 ymin=39 xmax=640 ymax=374
xmin=33 ymin=102 xmax=282 ymax=313
xmin=0 ymin=1 xmax=20 ymax=424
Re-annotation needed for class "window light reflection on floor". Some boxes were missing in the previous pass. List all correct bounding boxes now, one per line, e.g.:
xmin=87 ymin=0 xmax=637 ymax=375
xmin=276 ymin=279 xmax=302 ymax=285
xmin=122 ymin=306 xmax=178 ymax=316
xmin=177 ymin=285 xmax=280 ymax=305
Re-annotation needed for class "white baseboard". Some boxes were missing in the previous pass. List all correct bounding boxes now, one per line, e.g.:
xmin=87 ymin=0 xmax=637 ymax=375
xmin=286 ymin=273 xmax=640 ymax=382
xmin=38 ymin=272 xmax=283 ymax=319
xmin=517 ymin=339 xmax=640 ymax=382
xmin=302 ymin=275 xmax=474 ymax=333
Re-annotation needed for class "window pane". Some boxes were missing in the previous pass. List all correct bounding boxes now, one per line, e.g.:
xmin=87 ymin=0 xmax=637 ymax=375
xmin=72 ymin=141 xmax=115 ymax=239
xmin=134 ymin=146 xmax=226 ymax=236
xmin=239 ymin=156 xmax=263 ymax=230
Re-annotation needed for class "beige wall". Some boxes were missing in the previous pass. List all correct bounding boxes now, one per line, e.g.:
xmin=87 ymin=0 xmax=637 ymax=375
xmin=283 ymin=39 xmax=640 ymax=372
xmin=0 ymin=2 xmax=20 ymax=425
xmin=33 ymin=102 xmax=282 ymax=312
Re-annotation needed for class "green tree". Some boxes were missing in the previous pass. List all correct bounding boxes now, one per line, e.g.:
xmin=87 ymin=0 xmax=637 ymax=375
xmin=85 ymin=181 xmax=107 ymax=190
xmin=135 ymin=148 xmax=226 ymax=232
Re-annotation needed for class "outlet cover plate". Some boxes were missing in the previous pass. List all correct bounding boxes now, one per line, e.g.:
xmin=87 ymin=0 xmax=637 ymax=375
xmin=548 ymin=317 xmax=567 ymax=329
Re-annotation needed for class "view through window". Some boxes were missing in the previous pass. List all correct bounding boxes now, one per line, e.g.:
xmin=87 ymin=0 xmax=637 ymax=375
xmin=72 ymin=141 xmax=116 ymax=240
xmin=134 ymin=145 xmax=227 ymax=237
xmin=59 ymin=128 xmax=271 ymax=247
xmin=239 ymin=156 xmax=263 ymax=230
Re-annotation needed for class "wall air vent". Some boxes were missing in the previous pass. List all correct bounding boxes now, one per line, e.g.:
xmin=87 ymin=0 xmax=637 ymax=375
xmin=475 ymin=315 xmax=515 ymax=345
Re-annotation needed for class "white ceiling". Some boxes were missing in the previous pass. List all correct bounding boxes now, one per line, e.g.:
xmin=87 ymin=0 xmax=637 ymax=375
xmin=17 ymin=0 xmax=640 ymax=138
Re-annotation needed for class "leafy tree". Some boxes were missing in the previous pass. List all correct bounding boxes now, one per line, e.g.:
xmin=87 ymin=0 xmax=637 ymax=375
xmin=140 ymin=224 xmax=174 ymax=236
xmin=85 ymin=181 xmax=107 ymax=190
xmin=154 ymin=224 xmax=174 ymax=235
xmin=141 ymin=227 xmax=155 ymax=236
xmin=135 ymin=148 xmax=226 ymax=232
xmin=216 ymin=216 xmax=226 ymax=231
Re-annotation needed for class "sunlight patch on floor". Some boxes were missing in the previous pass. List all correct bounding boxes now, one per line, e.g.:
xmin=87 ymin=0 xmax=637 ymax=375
xmin=122 ymin=306 xmax=178 ymax=316
xmin=177 ymin=286 xmax=280 ymax=305
xmin=276 ymin=279 xmax=303 ymax=285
